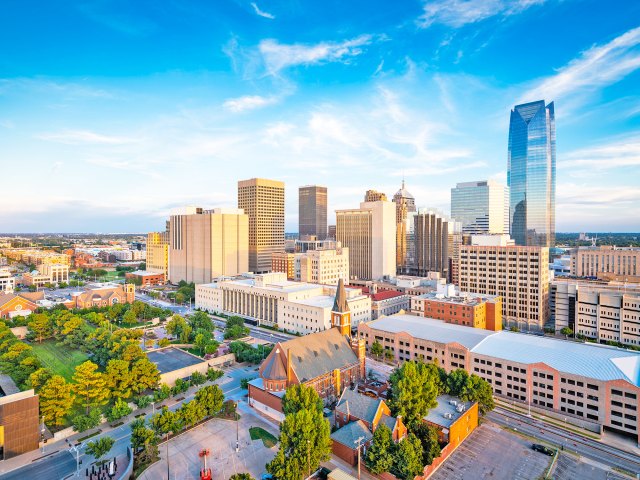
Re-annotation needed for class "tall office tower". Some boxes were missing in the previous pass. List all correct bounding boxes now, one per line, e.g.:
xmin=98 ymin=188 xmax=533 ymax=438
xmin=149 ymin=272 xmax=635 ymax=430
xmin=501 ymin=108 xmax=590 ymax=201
xmin=448 ymin=220 xmax=463 ymax=285
xmin=459 ymin=245 xmax=549 ymax=331
xmin=451 ymin=180 xmax=509 ymax=234
xmin=169 ymin=207 xmax=249 ymax=284
xmin=412 ymin=209 xmax=451 ymax=279
xmin=238 ymin=178 xmax=285 ymax=273
xmin=146 ymin=230 xmax=170 ymax=280
xmin=336 ymin=200 xmax=396 ymax=280
xmin=393 ymin=180 xmax=417 ymax=273
xmin=299 ymin=185 xmax=327 ymax=240
xmin=364 ymin=190 xmax=387 ymax=202
xmin=508 ymin=100 xmax=556 ymax=247
xmin=327 ymin=225 xmax=337 ymax=240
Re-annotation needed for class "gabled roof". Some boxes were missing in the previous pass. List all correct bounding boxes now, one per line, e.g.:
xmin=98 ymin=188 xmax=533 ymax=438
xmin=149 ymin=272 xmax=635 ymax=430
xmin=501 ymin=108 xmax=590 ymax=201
xmin=336 ymin=389 xmax=382 ymax=425
xmin=330 ymin=420 xmax=372 ymax=448
xmin=277 ymin=328 xmax=358 ymax=383
xmin=0 ymin=292 xmax=43 ymax=309
xmin=378 ymin=413 xmax=397 ymax=431
xmin=332 ymin=278 xmax=350 ymax=313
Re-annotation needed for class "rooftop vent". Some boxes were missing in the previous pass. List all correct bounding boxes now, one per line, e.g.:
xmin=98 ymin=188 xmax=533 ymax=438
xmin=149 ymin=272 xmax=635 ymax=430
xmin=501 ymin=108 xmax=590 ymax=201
xmin=456 ymin=404 xmax=465 ymax=413
xmin=297 ymin=356 xmax=302 ymax=363
xmin=444 ymin=413 xmax=453 ymax=419
xmin=449 ymin=400 xmax=457 ymax=406
xmin=334 ymin=344 xmax=339 ymax=351
xmin=313 ymin=351 xmax=319 ymax=357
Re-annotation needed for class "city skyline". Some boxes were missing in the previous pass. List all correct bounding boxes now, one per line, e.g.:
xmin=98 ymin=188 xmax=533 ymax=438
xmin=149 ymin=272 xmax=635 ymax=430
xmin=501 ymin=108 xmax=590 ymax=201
xmin=1 ymin=1 xmax=640 ymax=233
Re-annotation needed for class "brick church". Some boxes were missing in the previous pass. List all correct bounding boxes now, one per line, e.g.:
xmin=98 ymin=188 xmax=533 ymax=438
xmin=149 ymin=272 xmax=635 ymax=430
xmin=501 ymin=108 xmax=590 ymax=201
xmin=248 ymin=279 xmax=366 ymax=421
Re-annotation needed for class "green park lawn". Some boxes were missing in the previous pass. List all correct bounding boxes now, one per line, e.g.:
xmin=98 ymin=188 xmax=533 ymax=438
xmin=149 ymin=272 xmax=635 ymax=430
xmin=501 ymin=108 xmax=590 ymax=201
xmin=31 ymin=340 xmax=89 ymax=382
xmin=249 ymin=427 xmax=278 ymax=448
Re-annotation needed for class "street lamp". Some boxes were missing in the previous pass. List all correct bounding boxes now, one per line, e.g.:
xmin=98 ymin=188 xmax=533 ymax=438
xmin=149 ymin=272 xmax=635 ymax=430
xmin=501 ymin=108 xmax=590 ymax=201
xmin=235 ymin=401 xmax=239 ymax=452
xmin=69 ymin=442 xmax=84 ymax=477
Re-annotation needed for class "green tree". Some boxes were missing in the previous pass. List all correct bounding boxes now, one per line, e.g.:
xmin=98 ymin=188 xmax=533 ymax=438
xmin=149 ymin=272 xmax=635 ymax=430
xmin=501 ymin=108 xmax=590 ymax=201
xmin=509 ymin=326 xmax=519 ymax=332
xmin=225 ymin=324 xmax=249 ymax=340
xmin=27 ymin=313 xmax=52 ymax=343
xmin=72 ymin=408 xmax=102 ymax=432
xmin=130 ymin=357 xmax=160 ymax=393
xmin=446 ymin=369 xmax=471 ymax=398
xmin=281 ymin=384 xmax=324 ymax=416
xmin=153 ymin=383 xmax=171 ymax=402
xmin=179 ymin=400 xmax=206 ymax=428
xmin=560 ymin=327 xmax=573 ymax=339
xmin=190 ymin=371 xmax=206 ymax=386
xmin=388 ymin=360 xmax=439 ymax=429
xmin=365 ymin=424 xmax=394 ymax=474
xmin=206 ymin=368 xmax=223 ymax=382
xmin=27 ymin=367 xmax=52 ymax=392
xmin=384 ymin=348 xmax=394 ymax=362
xmin=86 ymin=437 xmax=115 ymax=462
xmin=122 ymin=309 xmax=137 ymax=325
xmin=189 ymin=311 xmax=213 ymax=331
xmin=166 ymin=315 xmax=188 ymax=339
xmin=131 ymin=418 xmax=159 ymax=464
xmin=72 ymin=361 xmax=110 ymax=414
xmin=106 ymin=359 xmax=134 ymax=399
xmin=393 ymin=433 xmax=424 ymax=480
xmin=107 ymin=397 xmax=133 ymax=422
xmin=229 ymin=474 xmax=254 ymax=480
xmin=465 ymin=374 xmax=495 ymax=416
xmin=267 ymin=407 xmax=331 ymax=480
xmin=413 ymin=423 xmax=441 ymax=466
xmin=158 ymin=338 xmax=171 ymax=348
xmin=39 ymin=375 xmax=75 ymax=426
xmin=194 ymin=385 xmax=224 ymax=416
xmin=370 ymin=340 xmax=383 ymax=359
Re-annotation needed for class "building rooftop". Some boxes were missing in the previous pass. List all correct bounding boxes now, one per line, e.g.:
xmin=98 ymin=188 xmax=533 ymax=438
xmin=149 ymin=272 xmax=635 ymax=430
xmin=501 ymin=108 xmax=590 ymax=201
xmin=330 ymin=420 xmax=372 ymax=448
xmin=364 ymin=314 xmax=640 ymax=387
xmin=370 ymin=290 xmax=406 ymax=302
xmin=336 ymin=388 xmax=383 ymax=425
xmin=365 ymin=314 xmax=495 ymax=349
xmin=128 ymin=270 xmax=162 ymax=277
xmin=146 ymin=347 xmax=204 ymax=374
xmin=424 ymin=395 xmax=474 ymax=429
xmin=415 ymin=291 xmax=499 ymax=306
xmin=201 ymin=278 xmax=321 ymax=294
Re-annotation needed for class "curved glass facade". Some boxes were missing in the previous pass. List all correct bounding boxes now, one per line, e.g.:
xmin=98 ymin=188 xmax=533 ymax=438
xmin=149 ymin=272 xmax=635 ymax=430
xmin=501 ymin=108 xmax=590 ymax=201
xmin=508 ymin=100 xmax=556 ymax=247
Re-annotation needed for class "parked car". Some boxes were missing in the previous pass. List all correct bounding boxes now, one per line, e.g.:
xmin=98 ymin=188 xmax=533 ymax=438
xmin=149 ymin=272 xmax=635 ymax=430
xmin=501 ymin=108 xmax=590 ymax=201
xmin=532 ymin=444 xmax=555 ymax=456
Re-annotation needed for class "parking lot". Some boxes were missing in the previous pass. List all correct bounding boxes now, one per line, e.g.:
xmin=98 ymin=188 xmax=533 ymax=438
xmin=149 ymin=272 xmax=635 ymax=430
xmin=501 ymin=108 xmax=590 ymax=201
xmin=551 ymin=453 xmax=629 ymax=480
xmin=430 ymin=422 xmax=552 ymax=480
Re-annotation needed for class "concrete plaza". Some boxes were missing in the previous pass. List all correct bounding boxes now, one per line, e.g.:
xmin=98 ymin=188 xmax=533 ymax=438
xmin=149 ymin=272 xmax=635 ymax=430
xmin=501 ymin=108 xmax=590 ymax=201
xmin=138 ymin=406 xmax=278 ymax=480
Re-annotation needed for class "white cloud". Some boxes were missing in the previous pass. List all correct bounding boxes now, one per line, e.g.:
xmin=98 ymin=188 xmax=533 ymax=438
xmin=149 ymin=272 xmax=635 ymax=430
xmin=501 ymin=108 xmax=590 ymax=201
xmin=520 ymin=26 xmax=640 ymax=105
xmin=250 ymin=2 xmax=275 ymax=19
xmin=36 ymin=130 xmax=138 ymax=145
xmin=418 ymin=0 xmax=546 ymax=28
xmin=562 ymin=136 xmax=640 ymax=170
xmin=259 ymin=35 xmax=373 ymax=75
xmin=223 ymin=94 xmax=279 ymax=112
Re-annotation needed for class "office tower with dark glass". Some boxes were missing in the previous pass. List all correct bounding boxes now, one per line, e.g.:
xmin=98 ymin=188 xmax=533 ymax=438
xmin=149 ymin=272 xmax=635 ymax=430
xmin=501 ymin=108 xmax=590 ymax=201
xmin=451 ymin=180 xmax=509 ymax=235
xmin=508 ymin=100 xmax=556 ymax=247
xmin=299 ymin=185 xmax=327 ymax=239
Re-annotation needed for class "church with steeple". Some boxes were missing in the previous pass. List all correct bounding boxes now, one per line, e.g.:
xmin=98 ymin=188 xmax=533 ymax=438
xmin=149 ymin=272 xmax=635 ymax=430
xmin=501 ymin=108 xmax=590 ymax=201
xmin=247 ymin=279 xmax=367 ymax=421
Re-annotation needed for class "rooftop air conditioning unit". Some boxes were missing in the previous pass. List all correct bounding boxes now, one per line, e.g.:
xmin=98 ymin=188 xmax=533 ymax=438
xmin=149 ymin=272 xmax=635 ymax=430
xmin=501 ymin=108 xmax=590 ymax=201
xmin=449 ymin=400 xmax=457 ymax=406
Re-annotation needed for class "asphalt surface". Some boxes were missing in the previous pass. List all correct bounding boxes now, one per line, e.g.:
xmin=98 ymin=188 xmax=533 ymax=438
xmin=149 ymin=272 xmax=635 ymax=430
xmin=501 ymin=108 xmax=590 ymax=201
xmin=487 ymin=407 xmax=640 ymax=476
xmin=0 ymin=451 xmax=76 ymax=480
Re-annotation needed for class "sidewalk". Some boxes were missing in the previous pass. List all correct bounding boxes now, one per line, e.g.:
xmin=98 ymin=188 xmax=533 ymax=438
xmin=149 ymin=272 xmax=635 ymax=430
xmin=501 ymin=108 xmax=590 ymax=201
xmin=0 ymin=373 xmax=234 ymax=476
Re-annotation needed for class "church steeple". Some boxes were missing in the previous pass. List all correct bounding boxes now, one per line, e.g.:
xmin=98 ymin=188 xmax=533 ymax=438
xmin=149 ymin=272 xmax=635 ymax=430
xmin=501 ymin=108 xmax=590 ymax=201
xmin=331 ymin=279 xmax=351 ymax=337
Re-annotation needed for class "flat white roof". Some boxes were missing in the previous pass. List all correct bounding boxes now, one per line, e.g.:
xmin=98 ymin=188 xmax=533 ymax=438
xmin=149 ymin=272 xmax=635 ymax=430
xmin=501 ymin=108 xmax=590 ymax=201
xmin=200 ymin=278 xmax=320 ymax=294
xmin=365 ymin=314 xmax=640 ymax=387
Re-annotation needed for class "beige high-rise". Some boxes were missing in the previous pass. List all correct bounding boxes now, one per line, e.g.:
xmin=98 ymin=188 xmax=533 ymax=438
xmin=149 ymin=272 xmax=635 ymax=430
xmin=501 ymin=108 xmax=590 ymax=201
xmin=238 ymin=178 xmax=285 ymax=274
xmin=459 ymin=245 xmax=549 ymax=331
xmin=297 ymin=244 xmax=350 ymax=285
xmin=336 ymin=200 xmax=396 ymax=280
xmin=147 ymin=231 xmax=169 ymax=280
xmin=169 ymin=207 xmax=248 ymax=284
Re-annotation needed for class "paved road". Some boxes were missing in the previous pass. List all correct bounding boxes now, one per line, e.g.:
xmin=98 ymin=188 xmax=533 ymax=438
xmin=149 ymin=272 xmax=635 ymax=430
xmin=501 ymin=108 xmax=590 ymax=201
xmin=0 ymin=451 xmax=76 ymax=480
xmin=488 ymin=407 xmax=640 ymax=476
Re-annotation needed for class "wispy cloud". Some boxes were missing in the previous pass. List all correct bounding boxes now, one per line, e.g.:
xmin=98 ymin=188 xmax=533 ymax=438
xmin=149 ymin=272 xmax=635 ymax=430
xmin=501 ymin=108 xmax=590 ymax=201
xmin=418 ymin=0 xmax=547 ymax=29
xmin=259 ymin=35 xmax=374 ymax=75
xmin=223 ymin=94 xmax=280 ymax=112
xmin=520 ymin=26 xmax=640 ymax=104
xmin=562 ymin=136 xmax=640 ymax=170
xmin=250 ymin=2 xmax=275 ymax=19
xmin=77 ymin=2 xmax=156 ymax=36
xmin=36 ymin=130 xmax=138 ymax=145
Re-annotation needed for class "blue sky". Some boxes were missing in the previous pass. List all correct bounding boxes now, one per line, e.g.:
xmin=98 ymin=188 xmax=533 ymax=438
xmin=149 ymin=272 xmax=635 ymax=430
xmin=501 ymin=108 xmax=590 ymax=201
xmin=1 ymin=0 xmax=639 ymax=233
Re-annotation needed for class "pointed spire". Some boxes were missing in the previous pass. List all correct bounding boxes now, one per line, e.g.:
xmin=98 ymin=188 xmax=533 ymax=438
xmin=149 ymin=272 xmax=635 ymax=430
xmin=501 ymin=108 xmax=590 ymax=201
xmin=332 ymin=278 xmax=350 ymax=313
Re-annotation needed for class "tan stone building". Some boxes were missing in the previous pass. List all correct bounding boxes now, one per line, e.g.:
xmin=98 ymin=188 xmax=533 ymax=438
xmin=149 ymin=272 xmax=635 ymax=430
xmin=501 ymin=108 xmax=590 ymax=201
xmin=146 ymin=230 xmax=169 ymax=280
xmin=296 ymin=244 xmax=350 ymax=285
xmin=169 ymin=207 xmax=248 ymax=284
xmin=571 ymin=246 xmax=640 ymax=282
xmin=364 ymin=189 xmax=387 ymax=202
xmin=271 ymin=252 xmax=296 ymax=280
xmin=392 ymin=180 xmax=416 ymax=272
xmin=336 ymin=200 xmax=396 ymax=280
xmin=458 ymin=245 xmax=549 ymax=331
xmin=238 ymin=178 xmax=285 ymax=274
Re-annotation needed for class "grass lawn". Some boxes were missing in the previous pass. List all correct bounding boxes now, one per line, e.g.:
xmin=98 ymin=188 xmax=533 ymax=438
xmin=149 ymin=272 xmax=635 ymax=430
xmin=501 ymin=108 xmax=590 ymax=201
xmin=31 ymin=340 xmax=89 ymax=382
xmin=249 ymin=427 xmax=278 ymax=448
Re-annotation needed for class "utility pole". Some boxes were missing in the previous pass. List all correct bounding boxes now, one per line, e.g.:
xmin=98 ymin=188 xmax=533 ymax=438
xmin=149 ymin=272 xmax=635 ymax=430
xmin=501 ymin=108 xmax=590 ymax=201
xmin=236 ymin=402 xmax=239 ymax=452
xmin=354 ymin=436 xmax=365 ymax=480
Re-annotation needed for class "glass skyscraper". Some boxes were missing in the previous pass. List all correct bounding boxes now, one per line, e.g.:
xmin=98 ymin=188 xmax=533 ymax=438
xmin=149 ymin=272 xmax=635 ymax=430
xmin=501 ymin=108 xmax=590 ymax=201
xmin=508 ymin=100 xmax=556 ymax=247
xmin=451 ymin=180 xmax=509 ymax=235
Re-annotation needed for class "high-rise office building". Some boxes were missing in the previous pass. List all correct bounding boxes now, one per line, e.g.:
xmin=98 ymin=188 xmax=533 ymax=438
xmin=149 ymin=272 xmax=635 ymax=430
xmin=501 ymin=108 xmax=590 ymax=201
xmin=459 ymin=245 xmax=549 ymax=331
xmin=364 ymin=189 xmax=387 ymax=202
xmin=169 ymin=207 xmax=249 ymax=284
xmin=393 ymin=180 xmax=417 ymax=272
xmin=299 ymin=185 xmax=327 ymax=240
xmin=508 ymin=100 xmax=556 ymax=247
xmin=412 ymin=209 xmax=451 ymax=279
xmin=238 ymin=178 xmax=285 ymax=273
xmin=147 ymin=230 xmax=169 ymax=281
xmin=336 ymin=200 xmax=396 ymax=280
xmin=451 ymin=180 xmax=509 ymax=235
